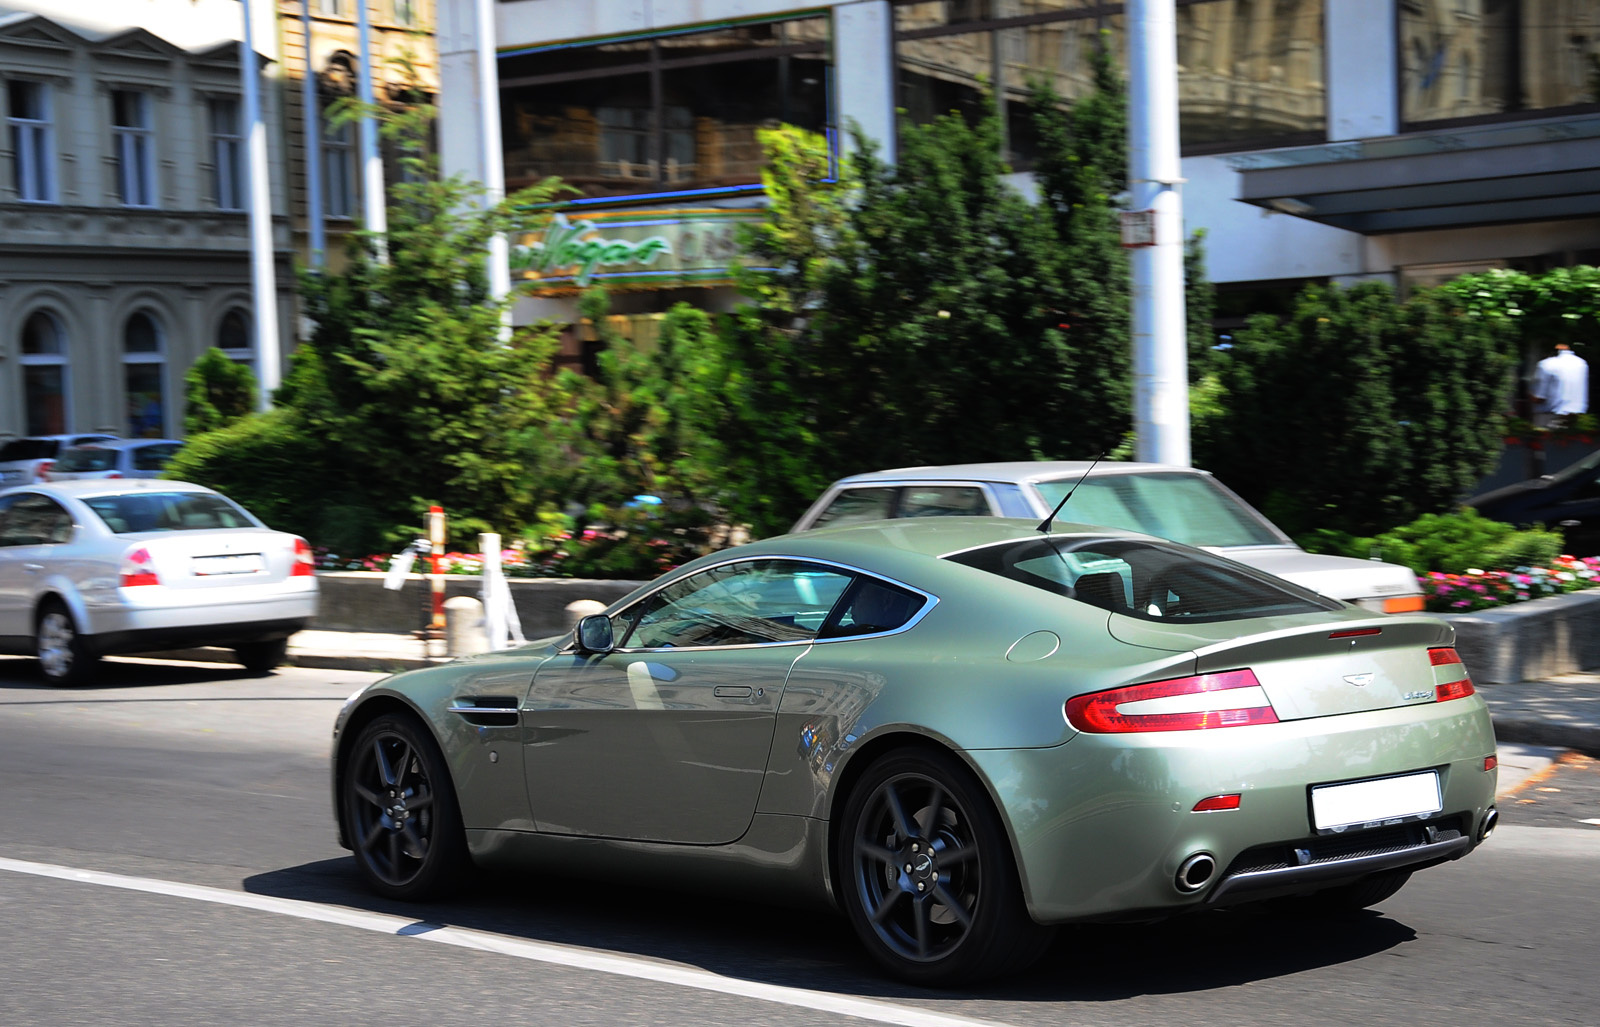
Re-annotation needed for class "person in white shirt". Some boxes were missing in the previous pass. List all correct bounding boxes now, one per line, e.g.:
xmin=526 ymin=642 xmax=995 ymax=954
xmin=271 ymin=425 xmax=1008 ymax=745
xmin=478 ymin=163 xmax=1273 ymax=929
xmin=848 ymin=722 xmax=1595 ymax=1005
xmin=1531 ymin=342 xmax=1589 ymax=429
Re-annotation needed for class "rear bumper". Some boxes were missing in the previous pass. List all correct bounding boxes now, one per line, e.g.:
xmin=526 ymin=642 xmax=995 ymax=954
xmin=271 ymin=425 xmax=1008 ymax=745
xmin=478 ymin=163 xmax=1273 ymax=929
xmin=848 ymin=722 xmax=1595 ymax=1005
xmin=966 ymin=695 xmax=1497 ymax=923
xmin=87 ymin=617 xmax=312 ymax=656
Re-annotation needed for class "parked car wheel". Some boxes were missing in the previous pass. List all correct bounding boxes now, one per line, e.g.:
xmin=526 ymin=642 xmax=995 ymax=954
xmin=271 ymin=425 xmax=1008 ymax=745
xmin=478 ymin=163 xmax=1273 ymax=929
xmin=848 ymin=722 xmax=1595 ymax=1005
xmin=342 ymin=714 xmax=469 ymax=900
xmin=235 ymin=638 xmax=289 ymax=675
xmin=837 ymin=747 xmax=1053 ymax=985
xmin=35 ymin=601 xmax=97 ymax=686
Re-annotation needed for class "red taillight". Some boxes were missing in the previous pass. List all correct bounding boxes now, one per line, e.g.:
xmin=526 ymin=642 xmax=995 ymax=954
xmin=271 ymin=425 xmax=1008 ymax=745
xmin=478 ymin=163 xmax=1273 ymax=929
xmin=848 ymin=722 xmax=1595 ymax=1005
xmin=1429 ymin=647 xmax=1475 ymax=701
xmin=1193 ymin=794 xmax=1242 ymax=812
xmin=120 ymin=547 xmax=160 ymax=587
xmin=35 ymin=460 xmax=52 ymax=479
xmin=1065 ymin=669 xmax=1278 ymax=733
xmin=291 ymin=537 xmax=314 ymax=577
xmin=106 ymin=472 xmax=122 ymax=479
xmin=1484 ymin=755 xmax=1498 ymax=772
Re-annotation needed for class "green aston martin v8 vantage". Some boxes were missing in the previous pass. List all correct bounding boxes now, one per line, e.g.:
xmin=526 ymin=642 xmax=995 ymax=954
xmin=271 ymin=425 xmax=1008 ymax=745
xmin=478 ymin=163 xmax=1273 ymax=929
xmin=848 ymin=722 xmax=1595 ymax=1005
xmin=331 ymin=518 xmax=1498 ymax=985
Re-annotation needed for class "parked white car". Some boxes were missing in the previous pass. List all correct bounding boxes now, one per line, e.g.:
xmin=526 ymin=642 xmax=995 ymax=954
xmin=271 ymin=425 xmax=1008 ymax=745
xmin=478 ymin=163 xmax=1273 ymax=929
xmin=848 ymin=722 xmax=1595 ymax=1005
xmin=0 ymin=433 xmax=119 ymax=486
xmin=44 ymin=438 xmax=184 ymax=481
xmin=0 ymin=479 xmax=318 ymax=683
xmin=793 ymin=462 xmax=1424 ymax=613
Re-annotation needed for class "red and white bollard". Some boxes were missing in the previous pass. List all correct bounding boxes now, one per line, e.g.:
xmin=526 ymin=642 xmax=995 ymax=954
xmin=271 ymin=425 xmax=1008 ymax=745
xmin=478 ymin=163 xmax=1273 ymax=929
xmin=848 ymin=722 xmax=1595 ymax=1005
xmin=428 ymin=505 xmax=446 ymax=639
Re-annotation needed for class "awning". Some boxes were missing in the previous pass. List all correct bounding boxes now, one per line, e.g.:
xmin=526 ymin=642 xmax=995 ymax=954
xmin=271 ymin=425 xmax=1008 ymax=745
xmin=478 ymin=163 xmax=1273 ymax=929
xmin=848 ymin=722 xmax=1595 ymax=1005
xmin=1234 ymin=115 xmax=1600 ymax=235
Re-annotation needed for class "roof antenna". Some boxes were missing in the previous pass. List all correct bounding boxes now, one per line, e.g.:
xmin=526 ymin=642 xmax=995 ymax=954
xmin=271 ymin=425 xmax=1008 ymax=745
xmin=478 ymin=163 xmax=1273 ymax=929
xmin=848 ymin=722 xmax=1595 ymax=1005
xmin=1037 ymin=453 xmax=1103 ymax=534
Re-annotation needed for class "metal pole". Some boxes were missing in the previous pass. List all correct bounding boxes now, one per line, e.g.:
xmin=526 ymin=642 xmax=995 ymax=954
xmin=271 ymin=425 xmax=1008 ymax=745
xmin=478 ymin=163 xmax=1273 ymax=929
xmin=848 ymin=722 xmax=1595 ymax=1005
xmin=475 ymin=0 xmax=512 ymax=318
xmin=357 ymin=0 xmax=388 ymax=239
xmin=301 ymin=1 xmax=324 ymax=266
xmin=1127 ymin=0 xmax=1190 ymax=466
xmin=239 ymin=0 xmax=281 ymax=407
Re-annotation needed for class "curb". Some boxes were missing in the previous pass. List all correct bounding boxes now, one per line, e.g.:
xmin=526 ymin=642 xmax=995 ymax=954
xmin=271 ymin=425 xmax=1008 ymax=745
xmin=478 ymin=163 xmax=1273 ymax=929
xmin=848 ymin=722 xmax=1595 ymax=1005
xmin=140 ymin=646 xmax=439 ymax=675
xmin=1491 ymin=716 xmax=1600 ymax=759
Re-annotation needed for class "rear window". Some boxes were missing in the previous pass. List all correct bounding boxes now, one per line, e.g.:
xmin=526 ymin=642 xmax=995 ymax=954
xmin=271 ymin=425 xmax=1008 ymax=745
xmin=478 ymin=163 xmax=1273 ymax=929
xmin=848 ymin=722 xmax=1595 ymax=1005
xmin=83 ymin=492 xmax=259 ymax=534
xmin=0 ymin=439 xmax=58 ymax=462
xmin=58 ymin=447 xmax=117 ymax=472
xmin=1033 ymin=472 xmax=1282 ymax=548
xmin=945 ymin=537 xmax=1338 ymax=623
xmin=132 ymin=443 xmax=181 ymax=471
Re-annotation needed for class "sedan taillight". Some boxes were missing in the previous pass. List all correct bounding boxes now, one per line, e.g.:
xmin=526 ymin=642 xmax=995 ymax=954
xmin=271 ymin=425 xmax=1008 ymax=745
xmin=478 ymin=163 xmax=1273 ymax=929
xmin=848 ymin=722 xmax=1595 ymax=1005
xmin=1429 ymin=647 xmax=1476 ymax=701
xmin=120 ymin=547 xmax=160 ymax=587
xmin=35 ymin=460 xmax=52 ymax=480
xmin=291 ymin=537 xmax=315 ymax=577
xmin=1065 ymin=669 xmax=1278 ymax=733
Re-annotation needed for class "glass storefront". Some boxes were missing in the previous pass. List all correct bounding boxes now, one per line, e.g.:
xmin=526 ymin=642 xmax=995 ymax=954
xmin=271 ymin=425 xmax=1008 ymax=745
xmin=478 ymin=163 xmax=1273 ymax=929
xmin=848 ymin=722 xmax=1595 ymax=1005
xmin=1401 ymin=0 xmax=1600 ymax=127
xmin=500 ymin=16 xmax=831 ymax=199
xmin=894 ymin=0 xmax=1325 ymax=163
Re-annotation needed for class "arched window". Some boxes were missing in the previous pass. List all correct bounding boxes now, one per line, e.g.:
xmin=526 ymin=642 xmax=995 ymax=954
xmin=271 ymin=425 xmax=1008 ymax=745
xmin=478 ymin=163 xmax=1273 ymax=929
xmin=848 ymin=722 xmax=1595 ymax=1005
xmin=124 ymin=310 xmax=166 ymax=438
xmin=20 ymin=310 xmax=68 ymax=435
xmin=218 ymin=307 xmax=255 ymax=376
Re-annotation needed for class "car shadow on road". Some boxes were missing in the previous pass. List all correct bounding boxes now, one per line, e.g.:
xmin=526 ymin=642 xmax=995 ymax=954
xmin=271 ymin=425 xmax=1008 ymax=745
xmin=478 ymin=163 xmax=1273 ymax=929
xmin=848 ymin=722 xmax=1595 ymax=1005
xmin=243 ymin=856 xmax=1418 ymax=1003
xmin=0 ymin=654 xmax=263 ymax=692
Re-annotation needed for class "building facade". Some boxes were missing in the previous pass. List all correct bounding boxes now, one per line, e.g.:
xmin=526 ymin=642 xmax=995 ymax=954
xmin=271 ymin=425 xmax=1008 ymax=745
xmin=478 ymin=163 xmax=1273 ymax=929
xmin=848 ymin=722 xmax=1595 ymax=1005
xmin=437 ymin=0 xmax=1600 ymax=338
xmin=0 ymin=0 xmax=296 ymax=441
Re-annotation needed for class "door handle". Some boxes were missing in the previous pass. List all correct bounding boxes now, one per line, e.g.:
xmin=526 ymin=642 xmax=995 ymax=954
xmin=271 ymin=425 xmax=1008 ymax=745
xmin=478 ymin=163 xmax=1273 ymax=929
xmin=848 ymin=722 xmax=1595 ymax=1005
xmin=713 ymin=685 xmax=754 ymax=699
xmin=23 ymin=563 xmax=43 ymax=573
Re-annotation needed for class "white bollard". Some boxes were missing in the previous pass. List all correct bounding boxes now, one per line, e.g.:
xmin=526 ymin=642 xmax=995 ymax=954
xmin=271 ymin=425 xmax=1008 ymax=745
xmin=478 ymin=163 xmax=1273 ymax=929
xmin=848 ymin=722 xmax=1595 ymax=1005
xmin=444 ymin=595 xmax=487 ymax=657
xmin=565 ymin=599 xmax=607 ymax=633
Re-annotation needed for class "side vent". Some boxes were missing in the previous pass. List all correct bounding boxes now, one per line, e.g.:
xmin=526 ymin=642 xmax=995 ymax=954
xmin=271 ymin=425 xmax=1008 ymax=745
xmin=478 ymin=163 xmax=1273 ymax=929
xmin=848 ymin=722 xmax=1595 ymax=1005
xmin=448 ymin=696 xmax=520 ymax=728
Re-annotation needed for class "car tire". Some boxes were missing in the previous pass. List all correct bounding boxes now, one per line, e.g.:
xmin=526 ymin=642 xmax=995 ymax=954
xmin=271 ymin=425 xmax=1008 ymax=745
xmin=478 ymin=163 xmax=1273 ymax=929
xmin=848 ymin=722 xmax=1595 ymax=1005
xmin=342 ymin=713 xmax=470 ymax=901
xmin=836 ymin=747 xmax=1054 ymax=986
xmin=1281 ymin=868 xmax=1413 ymax=914
xmin=36 ymin=601 xmax=97 ymax=686
xmin=235 ymin=638 xmax=289 ymax=676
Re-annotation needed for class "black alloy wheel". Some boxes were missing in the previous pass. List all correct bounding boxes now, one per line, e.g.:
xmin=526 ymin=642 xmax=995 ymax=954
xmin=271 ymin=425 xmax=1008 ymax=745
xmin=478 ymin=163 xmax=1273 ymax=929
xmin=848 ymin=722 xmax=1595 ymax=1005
xmin=343 ymin=714 xmax=468 ymax=900
xmin=838 ymin=748 xmax=1053 ymax=985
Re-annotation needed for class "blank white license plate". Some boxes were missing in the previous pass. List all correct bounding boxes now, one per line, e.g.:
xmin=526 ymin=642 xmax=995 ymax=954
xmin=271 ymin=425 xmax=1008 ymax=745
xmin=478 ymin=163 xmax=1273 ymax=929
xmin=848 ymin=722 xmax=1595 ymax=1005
xmin=192 ymin=553 xmax=264 ymax=576
xmin=1312 ymin=771 xmax=1442 ymax=831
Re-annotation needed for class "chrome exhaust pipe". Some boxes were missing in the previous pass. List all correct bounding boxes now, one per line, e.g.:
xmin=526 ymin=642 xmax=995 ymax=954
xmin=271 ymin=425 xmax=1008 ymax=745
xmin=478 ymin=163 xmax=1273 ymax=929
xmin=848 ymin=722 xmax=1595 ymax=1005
xmin=1175 ymin=852 xmax=1218 ymax=893
xmin=1480 ymin=807 xmax=1499 ymax=841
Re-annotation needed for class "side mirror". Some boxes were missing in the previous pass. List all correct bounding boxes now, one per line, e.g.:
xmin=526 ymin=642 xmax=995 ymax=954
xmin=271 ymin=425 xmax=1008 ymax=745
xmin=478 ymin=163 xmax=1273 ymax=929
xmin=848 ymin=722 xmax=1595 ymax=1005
xmin=576 ymin=614 xmax=615 ymax=654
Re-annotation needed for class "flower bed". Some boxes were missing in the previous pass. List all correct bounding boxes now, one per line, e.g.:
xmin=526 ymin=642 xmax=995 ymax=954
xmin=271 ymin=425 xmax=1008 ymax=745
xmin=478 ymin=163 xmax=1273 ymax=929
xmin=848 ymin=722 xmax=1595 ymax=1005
xmin=1424 ymin=556 xmax=1600 ymax=612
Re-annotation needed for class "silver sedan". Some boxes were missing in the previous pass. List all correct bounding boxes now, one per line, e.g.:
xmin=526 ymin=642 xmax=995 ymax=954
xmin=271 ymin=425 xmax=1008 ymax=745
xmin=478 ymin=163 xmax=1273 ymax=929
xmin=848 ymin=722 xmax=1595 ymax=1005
xmin=0 ymin=479 xmax=318 ymax=683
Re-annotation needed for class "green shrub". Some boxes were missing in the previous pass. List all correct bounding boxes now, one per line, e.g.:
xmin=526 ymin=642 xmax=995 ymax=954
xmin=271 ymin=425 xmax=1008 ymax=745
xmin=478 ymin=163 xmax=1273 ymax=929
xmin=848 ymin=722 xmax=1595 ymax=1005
xmin=183 ymin=348 xmax=258 ymax=436
xmin=1310 ymin=508 xmax=1564 ymax=576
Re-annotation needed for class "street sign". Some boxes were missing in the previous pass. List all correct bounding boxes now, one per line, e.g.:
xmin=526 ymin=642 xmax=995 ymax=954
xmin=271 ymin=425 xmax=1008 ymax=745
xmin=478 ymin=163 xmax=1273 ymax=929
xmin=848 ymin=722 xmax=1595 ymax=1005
xmin=1120 ymin=209 xmax=1156 ymax=248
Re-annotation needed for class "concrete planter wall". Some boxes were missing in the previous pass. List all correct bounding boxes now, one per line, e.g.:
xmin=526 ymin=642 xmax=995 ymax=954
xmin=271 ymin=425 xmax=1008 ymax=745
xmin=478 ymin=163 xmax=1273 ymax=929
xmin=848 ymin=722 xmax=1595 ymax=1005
xmin=313 ymin=572 xmax=648 ymax=639
xmin=1443 ymin=590 xmax=1600 ymax=686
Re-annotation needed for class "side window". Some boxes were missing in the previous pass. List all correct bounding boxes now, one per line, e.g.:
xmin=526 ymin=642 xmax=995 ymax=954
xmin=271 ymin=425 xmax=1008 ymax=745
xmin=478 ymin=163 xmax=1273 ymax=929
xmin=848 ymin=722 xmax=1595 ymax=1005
xmin=133 ymin=443 xmax=181 ymax=472
xmin=819 ymin=578 xmax=927 ymax=639
xmin=899 ymin=485 xmax=991 ymax=518
xmin=0 ymin=493 xmax=73 ymax=546
xmin=811 ymin=487 xmax=897 ymax=529
xmin=619 ymin=560 xmax=852 ymax=649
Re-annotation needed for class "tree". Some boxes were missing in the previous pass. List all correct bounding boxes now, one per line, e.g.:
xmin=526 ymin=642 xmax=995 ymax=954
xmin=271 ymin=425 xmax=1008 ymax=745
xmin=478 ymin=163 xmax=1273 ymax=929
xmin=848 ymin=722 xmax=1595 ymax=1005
xmin=168 ymin=93 xmax=572 ymax=553
xmin=1198 ymin=281 xmax=1516 ymax=538
xmin=182 ymin=347 xmax=257 ymax=435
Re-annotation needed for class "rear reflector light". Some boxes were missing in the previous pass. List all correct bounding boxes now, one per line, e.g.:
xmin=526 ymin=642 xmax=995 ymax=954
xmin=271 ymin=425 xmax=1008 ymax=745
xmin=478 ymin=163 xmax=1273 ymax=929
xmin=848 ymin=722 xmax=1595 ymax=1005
xmin=1436 ymin=678 xmax=1476 ymax=702
xmin=1383 ymin=596 xmax=1426 ymax=613
xmin=1065 ymin=669 xmax=1278 ymax=733
xmin=120 ymin=547 xmax=160 ymax=587
xmin=291 ymin=537 xmax=315 ymax=577
xmin=1428 ymin=647 xmax=1464 ymax=667
xmin=1484 ymin=755 xmax=1498 ymax=772
xmin=1193 ymin=794 xmax=1242 ymax=812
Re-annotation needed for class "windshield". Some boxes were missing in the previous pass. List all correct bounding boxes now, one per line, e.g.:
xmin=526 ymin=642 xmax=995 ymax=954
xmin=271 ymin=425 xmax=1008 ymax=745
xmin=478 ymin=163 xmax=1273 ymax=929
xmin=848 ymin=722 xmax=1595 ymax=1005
xmin=945 ymin=537 xmax=1337 ymax=623
xmin=0 ymin=439 xmax=58 ymax=462
xmin=83 ymin=492 xmax=260 ymax=534
xmin=1033 ymin=472 xmax=1284 ymax=548
xmin=58 ymin=448 xmax=117 ymax=472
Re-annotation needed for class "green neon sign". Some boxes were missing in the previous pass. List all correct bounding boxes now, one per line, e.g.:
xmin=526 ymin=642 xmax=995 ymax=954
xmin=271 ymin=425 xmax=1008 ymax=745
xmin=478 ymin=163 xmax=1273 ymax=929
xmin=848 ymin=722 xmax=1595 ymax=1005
xmin=510 ymin=213 xmax=671 ymax=286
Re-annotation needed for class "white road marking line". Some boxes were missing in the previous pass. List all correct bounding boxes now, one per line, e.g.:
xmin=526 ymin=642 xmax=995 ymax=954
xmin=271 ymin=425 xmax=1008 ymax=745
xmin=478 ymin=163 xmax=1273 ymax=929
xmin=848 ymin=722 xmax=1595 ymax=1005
xmin=0 ymin=856 xmax=1010 ymax=1027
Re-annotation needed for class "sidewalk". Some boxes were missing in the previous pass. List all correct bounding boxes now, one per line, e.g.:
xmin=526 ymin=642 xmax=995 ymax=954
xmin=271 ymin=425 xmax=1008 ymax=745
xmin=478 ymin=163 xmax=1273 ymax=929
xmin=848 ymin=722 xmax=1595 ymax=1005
xmin=161 ymin=631 xmax=1600 ymax=761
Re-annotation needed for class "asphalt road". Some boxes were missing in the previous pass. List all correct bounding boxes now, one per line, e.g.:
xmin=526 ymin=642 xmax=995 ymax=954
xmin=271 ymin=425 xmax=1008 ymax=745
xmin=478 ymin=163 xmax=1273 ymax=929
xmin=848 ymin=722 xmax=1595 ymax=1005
xmin=1 ymin=654 xmax=1597 ymax=1027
